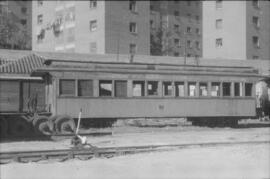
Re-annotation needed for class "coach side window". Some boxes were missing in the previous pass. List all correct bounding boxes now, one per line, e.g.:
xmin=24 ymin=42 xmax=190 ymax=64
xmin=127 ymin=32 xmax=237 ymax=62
xmin=147 ymin=81 xmax=158 ymax=96
xmin=133 ymin=81 xmax=145 ymax=97
xmin=211 ymin=82 xmax=220 ymax=96
xmin=115 ymin=80 xmax=127 ymax=97
xmin=199 ymin=82 xmax=208 ymax=96
xmin=175 ymin=82 xmax=184 ymax=97
xmin=222 ymin=82 xmax=231 ymax=96
xmin=99 ymin=80 xmax=112 ymax=96
xmin=245 ymin=83 xmax=253 ymax=97
xmin=234 ymin=82 xmax=243 ymax=97
xmin=188 ymin=82 xmax=196 ymax=96
xmin=78 ymin=80 xmax=93 ymax=96
xmin=59 ymin=79 xmax=75 ymax=96
xmin=163 ymin=81 xmax=173 ymax=96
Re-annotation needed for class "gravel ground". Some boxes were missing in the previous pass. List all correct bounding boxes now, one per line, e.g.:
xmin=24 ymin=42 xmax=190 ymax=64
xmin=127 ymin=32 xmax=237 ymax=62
xmin=1 ymin=143 xmax=269 ymax=179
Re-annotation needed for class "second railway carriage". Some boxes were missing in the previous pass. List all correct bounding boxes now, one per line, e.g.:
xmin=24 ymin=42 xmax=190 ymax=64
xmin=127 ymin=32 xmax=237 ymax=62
xmin=29 ymin=58 xmax=261 ymax=134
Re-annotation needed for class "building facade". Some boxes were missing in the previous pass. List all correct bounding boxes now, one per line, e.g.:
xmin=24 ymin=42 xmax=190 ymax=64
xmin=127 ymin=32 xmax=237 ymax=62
xmin=203 ymin=0 xmax=270 ymax=60
xmin=32 ymin=0 xmax=150 ymax=55
xmin=0 ymin=0 xmax=32 ymax=49
xmin=150 ymin=0 xmax=202 ymax=57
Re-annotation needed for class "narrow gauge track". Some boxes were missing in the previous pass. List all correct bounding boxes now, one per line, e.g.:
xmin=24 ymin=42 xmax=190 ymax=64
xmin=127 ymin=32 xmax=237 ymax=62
xmin=1 ymin=140 xmax=269 ymax=164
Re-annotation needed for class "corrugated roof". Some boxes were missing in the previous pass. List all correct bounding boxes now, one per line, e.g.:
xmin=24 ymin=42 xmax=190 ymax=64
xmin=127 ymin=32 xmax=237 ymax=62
xmin=0 ymin=54 xmax=45 ymax=74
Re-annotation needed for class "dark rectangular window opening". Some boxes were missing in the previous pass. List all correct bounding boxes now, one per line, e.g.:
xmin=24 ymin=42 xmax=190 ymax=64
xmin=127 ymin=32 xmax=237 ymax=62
xmin=234 ymin=82 xmax=242 ymax=97
xmin=78 ymin=80 xmax=93 ymax=97
xmin=115 ymin=80 xmax=127 ymax=97
xmin=147 ymin=81 xmax=158 ymax=96
xmin=199 ymin=83 xmax=208 ymax=96
xmin=129 ymin=0 xmax=137 ymax=12
xmin=175 ymin=82 xmax=184 ymax=97
xmin=222 ymin=82 xmax=231 ymax=96
xmin=99 ymin=80 xmax=112 ymax=97
xmin=163 ymin=81 xmax=173 ymax=96
xmin=245 ymin=83 xmax=253 ymax=97
xmin=59 ymin=79 xmax=75 ymax=96
xmin=133 ymin=81 xmax=145 ymax=97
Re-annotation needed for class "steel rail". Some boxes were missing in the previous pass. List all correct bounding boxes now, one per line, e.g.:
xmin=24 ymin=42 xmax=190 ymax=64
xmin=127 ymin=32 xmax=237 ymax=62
xmin=0 ymin=140 xmax=269 ymax=164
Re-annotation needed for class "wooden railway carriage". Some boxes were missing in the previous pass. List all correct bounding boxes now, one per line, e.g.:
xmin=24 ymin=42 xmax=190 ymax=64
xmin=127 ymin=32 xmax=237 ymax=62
xmin=28 ymin=58 xmax=261 ymax=134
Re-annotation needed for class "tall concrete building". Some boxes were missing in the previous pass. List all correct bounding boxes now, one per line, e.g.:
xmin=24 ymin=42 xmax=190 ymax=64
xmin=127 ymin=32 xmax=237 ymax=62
xmin=32 ymin=0 xmax=150 ymax=55
xmin=0 ymin=0 xmax=32 ymax=49
xmin=150 ymin=1 xmax=202 ymax=57
xmin=203 ymin=0 xmax=270 ymax=60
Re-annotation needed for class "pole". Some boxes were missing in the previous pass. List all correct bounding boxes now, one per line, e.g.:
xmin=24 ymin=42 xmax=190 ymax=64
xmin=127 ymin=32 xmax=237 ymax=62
xmin=75 ymin=108 xmax=82 ymax=135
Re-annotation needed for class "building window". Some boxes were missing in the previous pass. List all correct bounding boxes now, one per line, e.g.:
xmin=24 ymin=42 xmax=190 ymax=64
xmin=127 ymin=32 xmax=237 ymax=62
xmin=252 ymin=55 xmax=259 ymax=59
xmin=245 ymin=83 xmax=253 ymax=97
xmin=252 ymin=0 xmax=259 ymax=8
xmin=129 ymin=43 xmax=136 ymax=54
xmin=174 ymin=52 xmax=179 ymax=57
xmin=216 ymin=0 xmax=222 ymax=9
xmin=99 ymin=80 xmax=112 ymax=97
xmin=187 ymin=1 xmax=191 ymax=6
xmin=216 ymin=38 xmax=223 ymax=47
xmin=129 ymin=22 xmax=137 ymax=33
xmin=186 ymin=26 xmax=191 ymax=33
xmin=37 ymin=14 xmax=43 ymax=25
xmin=90 ymin=20 xmax=97 ymax=31
xmin=59 ymin=79 xmax=75 ymax=96
xmin=89 ymin=42 xmax=97 ymax=53
xmin=133 ymin=81 xmax=145 ymax=97
xmin=115 ymin=80 xmax=127 ymax=97
xmin=187 ymin=40 xmax=192 ymax=48
xmin=211 ymin=82 xmax=220 ymax=96
xmin=174 ymin=11 xmax=179 ymax=17
xmin=187 ymin=13 xmax=191 ymax=22
xmin=174 ymin=24 xmax=180 ymax=33
xmin=21 ymin=7 xmax=27 ymax=14
xmin=199 ymin=83 xmax=208 ymax=96
xmin=37 ymin=0 xmax=43 ymax=7
xmin=222 ymin=82 xmax=231 ymax=96
xmin=163 ymin=82 xmax=173 ymax=96
xmin=175 ymin=82 xmax=184 ymax=97
xmin=150 ymin=20 xmax=154 ymax=29
xmin=252 ymin=36 xmax=259 ymax=48
xmin=129 ymin=0 xmax=137 ymax=12
xmin=78 ymin=80 xmax=93 ymax=97
xmin=195 ymin=41 xmax=200 ymax=49
xmin=216 ymin=19 xmax=222 ymax=29
xmin=89 ymin=0 xmax=97 ymax=8
xmin=234 ymin=82 xmax=243 ymax=97
xmin=174 ymin=38 xmax=180 ymax=47
xmin=150 ymin=5 xmax=154 ymax=11
xmin=195 ymin=15 xmax=200 ymax=23
xmin=188 ymin=82 xmax=196 ymax=97
xmin=20 ymin=19 xmax=27 ymax=26
xmin=252 ymin=16 xmax=260 ymax=28
xmin=187 ymin=53 xmax=192 ymax=57
xmin=196 ymin=28 xmax=200 ymax=35
xmin=147 ymin=81 xmax=158 ymax=96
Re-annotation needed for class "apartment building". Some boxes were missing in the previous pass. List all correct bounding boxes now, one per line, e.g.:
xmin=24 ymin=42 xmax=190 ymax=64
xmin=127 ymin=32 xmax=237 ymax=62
xmin=203 ymin=0 xmax=270 ymax=60
xmin=32 ymin=0 xmax=150 ymax=55
xmin=150 ymin=1 xmax=202 ymax=57
xmin=0 ymin=0 xmax=32 ymax=49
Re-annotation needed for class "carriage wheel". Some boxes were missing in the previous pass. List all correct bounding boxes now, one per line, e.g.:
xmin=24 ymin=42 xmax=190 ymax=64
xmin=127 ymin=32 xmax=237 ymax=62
xmin=10 ymin=118 xmax=31 ymax=137
xmin=33 ymin=116 xmax=52 ymax=136
xmin=0 ymin=117 xmax=8 ymax=137
xmin=55 ymin=115 xmax=75 ymax=134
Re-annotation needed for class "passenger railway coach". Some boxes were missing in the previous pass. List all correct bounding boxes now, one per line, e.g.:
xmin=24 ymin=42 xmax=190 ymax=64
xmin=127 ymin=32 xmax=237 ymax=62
xmin=27 ymin=58 xmax=261 ymax=134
